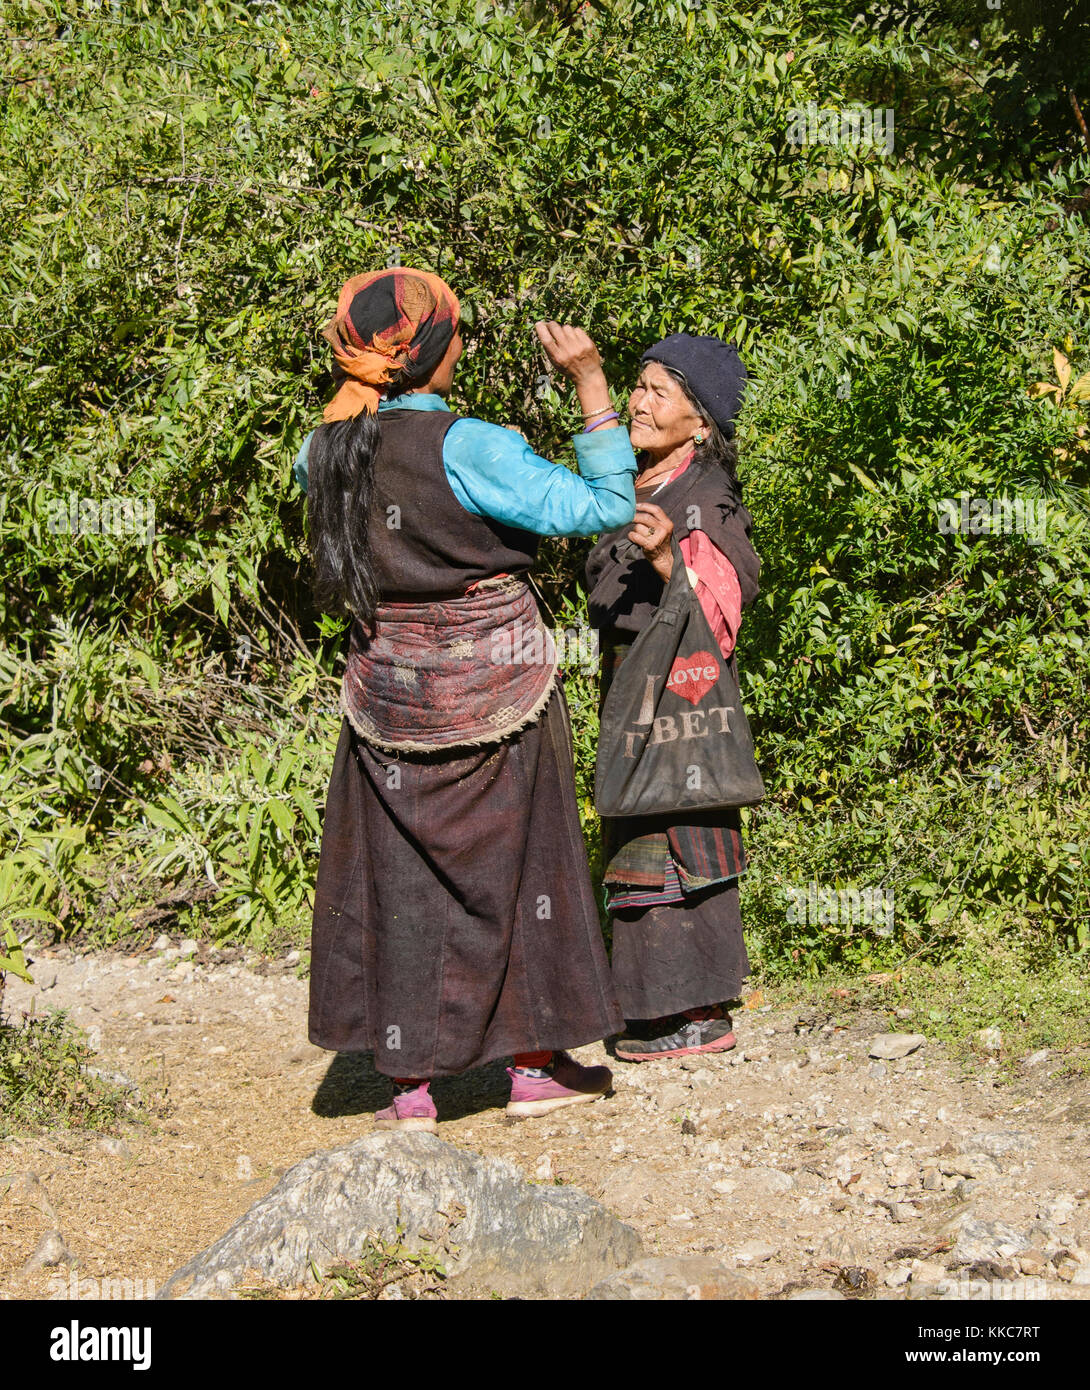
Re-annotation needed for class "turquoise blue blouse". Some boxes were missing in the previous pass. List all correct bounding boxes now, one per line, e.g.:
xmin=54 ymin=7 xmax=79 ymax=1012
xmin=292 ymin=393 xmax=636 ymax=537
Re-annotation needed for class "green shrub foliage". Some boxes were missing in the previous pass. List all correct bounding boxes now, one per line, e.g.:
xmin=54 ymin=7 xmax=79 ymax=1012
xmin=1 ymin=1 xmax=1087 ymax=970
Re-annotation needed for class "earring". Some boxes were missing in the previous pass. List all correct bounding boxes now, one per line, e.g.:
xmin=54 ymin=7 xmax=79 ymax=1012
xmin=693 ymin=432 xmax=705 ymax=445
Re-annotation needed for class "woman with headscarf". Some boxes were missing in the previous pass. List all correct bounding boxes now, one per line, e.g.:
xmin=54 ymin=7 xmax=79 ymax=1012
xmin=585 ymin=333 xmax=761 ymax=1061
xmin=294 ymin=267 xmax=637 ymax=1128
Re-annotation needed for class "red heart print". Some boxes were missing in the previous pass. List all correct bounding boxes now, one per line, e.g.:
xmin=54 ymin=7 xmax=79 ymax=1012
xmin=666 ymin=650 xmax=720 ymax=705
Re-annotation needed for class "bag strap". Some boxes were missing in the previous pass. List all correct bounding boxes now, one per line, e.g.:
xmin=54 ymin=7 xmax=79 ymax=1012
xmin=656 ymin=535 xmax=691 ymax=627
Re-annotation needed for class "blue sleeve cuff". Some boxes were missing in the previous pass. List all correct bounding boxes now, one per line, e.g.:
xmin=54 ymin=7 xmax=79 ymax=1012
xmin=571 ymin=425 xmax=639 ymax=477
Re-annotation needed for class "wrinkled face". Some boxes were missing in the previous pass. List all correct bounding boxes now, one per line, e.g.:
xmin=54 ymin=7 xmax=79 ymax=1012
xmin=627 ymin=360 xmax=708 ymax=458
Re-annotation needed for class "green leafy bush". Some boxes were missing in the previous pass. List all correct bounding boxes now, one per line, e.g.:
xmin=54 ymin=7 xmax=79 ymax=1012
xmin=0 ymin=1 xmax=1086 ymax=980
xmin=0 ymin=1008 xmax=136 ymax=1138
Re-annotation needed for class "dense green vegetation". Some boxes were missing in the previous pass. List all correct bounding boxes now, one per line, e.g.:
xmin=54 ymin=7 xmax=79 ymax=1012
xmin=1 ymin=1 xmax=1087 ymax=999
xmin=0 ymin=1007 xmax=137 ymax=1136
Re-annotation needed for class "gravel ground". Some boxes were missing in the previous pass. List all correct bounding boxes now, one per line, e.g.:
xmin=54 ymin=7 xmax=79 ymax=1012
xmin=3 ymin=941 xmax=1089 ymax=1300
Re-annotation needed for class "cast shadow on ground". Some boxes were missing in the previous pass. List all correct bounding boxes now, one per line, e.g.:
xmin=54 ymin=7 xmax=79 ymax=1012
xmin=311 ymin=1051 xmax=512 ymax=1123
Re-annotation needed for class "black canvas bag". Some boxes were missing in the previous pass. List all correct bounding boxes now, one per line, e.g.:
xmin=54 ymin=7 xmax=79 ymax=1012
xmin=594 ymin=538 xmax=765 ymax=818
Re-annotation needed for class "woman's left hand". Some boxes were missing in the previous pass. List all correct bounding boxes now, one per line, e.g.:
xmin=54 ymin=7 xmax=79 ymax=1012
xmin=628 ymin=503 xmax=674 ymax=581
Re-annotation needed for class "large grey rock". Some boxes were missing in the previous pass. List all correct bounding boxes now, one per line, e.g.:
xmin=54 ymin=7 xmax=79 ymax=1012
xmin=586 ymin=1256 xmax=760 ymax=1300
xmin=158 ymin=1132 xmax=641 ymax=1300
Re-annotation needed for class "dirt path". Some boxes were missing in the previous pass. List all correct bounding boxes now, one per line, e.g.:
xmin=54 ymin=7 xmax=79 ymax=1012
xmin=3 ymin=941 xmax=1089 ymax=1300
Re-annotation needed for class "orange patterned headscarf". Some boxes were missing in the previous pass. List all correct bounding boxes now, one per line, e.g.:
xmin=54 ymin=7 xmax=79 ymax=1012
xmin=319 ymin=268 xmax=461 ymax=422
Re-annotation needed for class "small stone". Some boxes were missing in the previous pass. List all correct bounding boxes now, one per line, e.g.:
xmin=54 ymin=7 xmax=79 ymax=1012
xmin=83 ymin=1065 xmax=140 ymax=1095
xmin=1021 ymin=1049 xmax=1050 ymax=1070
xmin=973 ymin=1026 xmax=1002 ymax=1053
xmin=921 ymin=1167 xmax=941 ymax=1191
xmin=880 ymin=1199 xmax=920 ymax=1223
xmin=24 ymin=1230 xmax=75 ymax=1271
xmin=893 ymin=1007 xmax=914 ymax=1020
xmin=956 ymin=1130 xmax=1032 ymax=1162
xmin=208 ymin=1045 xmax=227 ymax=1055
xmin=910 ymin=1260 xmax=947 ymax=1285
xmin=153 ymin=934 xmax=171 ymax=952
xmin=600 ymin=1164 xmax=654 ymax=1212
xmin=884 ymin=1266 xmax=911 ymax=1287
xmin=236 ymin=1155 xmax=254 ymax=1182
xmin=817 ymin=1232 xmax=867 ymax=1267
xmin=669 ymin=1209 xmax=695 ymax=1225
xmin=534 ymin=1155 xmax=553 ymax=1183
xmin=1042 ymin=1196 xmax=1076 ymax=1226
xmin=867 ymin=1061 xmax=888 ymax=1079
xmin=712 ymin=1179 xmax=737 ymax=1196
xmin=733 ymin=1240 xmax=777 ymax=1265
xmin=98 ymin=1137 xmax=131 ymax=1160
xmin=178 ymin=939 xmax=198 ymax=957
xmin=868 ymin=1033 xmax=925 ymax=1061
xmin=885 ymin=1161 xmax=915 ymax=1189
xmin=284 ymin=950 xmax=300 ymax=966
xmin=1016 ymin=1250 xmax=1048 ymax=1278
xmin=949 ymin=1218 xmax=1029 ymax=1267
xmin=744 ymin=1166 xmax=795 ymax=1195
xmin=587 ymin=1256 xmax=760 ymax=1301
xmin=689 ymin=1068 xmax=717 ymax=1088
xmin=656 ymin=1084 xmax=692 ymax=1112
xmin=939 ymin=1154 xmax=1000 ymax=1179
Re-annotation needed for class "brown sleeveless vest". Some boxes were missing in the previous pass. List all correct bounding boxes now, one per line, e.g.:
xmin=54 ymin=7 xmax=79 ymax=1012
xmin=367 ymin=408 xmax=540 ymax=598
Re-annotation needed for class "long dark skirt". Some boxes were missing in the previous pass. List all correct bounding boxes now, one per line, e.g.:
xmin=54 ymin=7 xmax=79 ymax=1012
xmin=598 ymin=634 xmax=751 ymax=1020
xmin=308 ymin=687 xmax=623 ymax=1078
xmin=609 ymin=878 xmax=750 ymax=1020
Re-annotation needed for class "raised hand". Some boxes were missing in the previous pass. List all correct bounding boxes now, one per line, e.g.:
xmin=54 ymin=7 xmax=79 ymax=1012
xmin=533 ymin=321 xmax=604 ymax=386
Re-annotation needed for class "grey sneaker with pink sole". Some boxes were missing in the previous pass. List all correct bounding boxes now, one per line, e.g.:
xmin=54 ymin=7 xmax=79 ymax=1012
xmin=505 ymin=1051 xmax=612 ymax=1120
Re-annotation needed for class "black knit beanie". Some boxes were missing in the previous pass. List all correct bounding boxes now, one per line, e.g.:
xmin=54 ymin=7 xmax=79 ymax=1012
xmin=640 ymin=333 xmax=747 ymax=440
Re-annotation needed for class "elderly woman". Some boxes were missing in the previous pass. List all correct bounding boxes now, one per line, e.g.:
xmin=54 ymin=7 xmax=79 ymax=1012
xmin=585 ymin=334 xmax=761 ymax=1061
xmin=294 ymin=268 xmax=637 ymax=1126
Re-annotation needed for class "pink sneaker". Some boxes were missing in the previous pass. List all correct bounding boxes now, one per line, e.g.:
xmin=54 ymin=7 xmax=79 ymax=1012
xmin=505 ymin=1051 xmax=612 ymax=1120
xmin=375 ymin=1085 xmax=438 ymax=1133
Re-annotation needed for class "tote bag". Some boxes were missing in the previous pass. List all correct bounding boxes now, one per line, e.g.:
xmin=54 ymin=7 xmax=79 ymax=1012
xmin=594 ymin=537 xmax=765 ymax=818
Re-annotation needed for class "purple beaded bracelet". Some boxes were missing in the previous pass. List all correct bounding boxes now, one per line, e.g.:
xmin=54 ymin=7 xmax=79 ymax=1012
xmin=583 ymin=411 xmax=620 ymax=433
